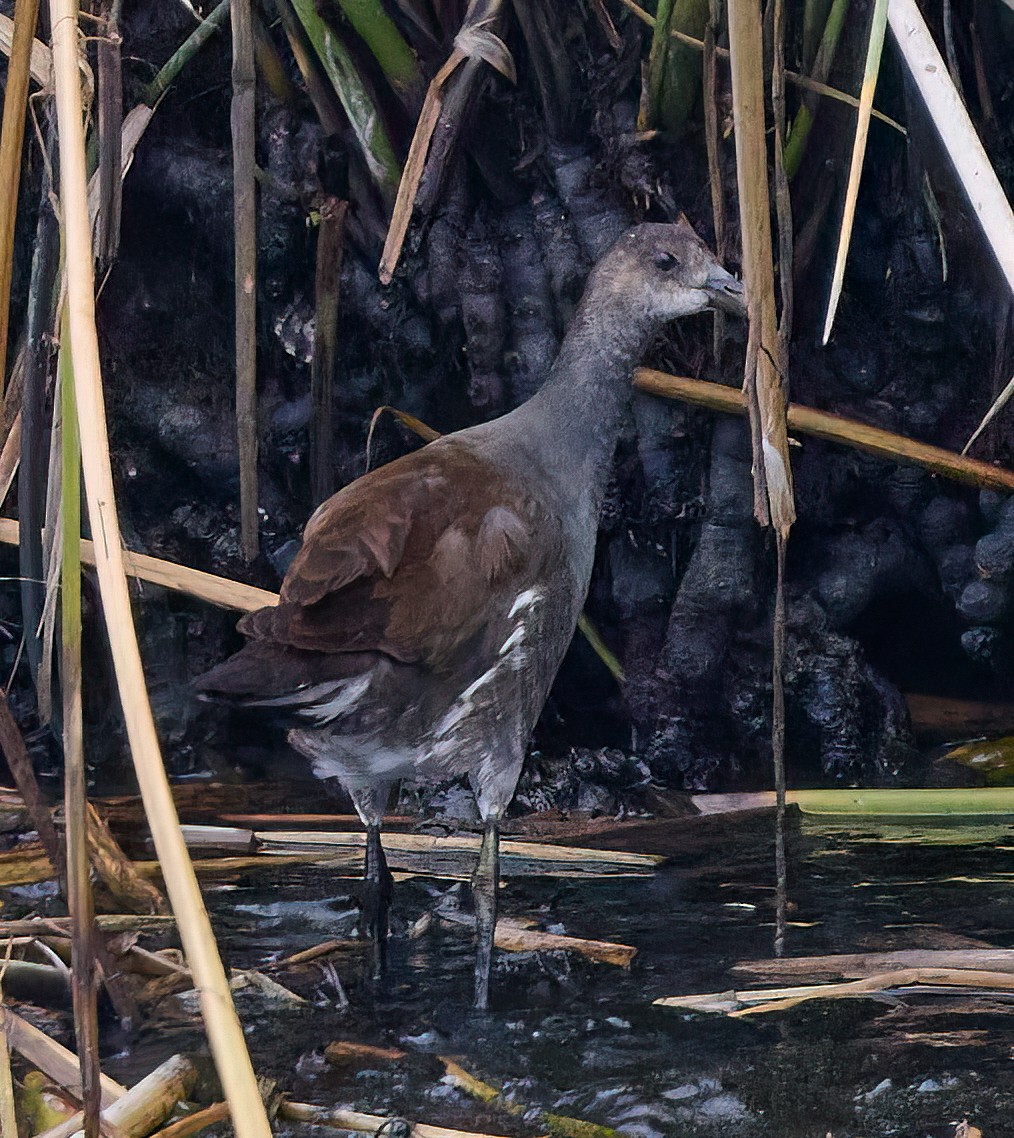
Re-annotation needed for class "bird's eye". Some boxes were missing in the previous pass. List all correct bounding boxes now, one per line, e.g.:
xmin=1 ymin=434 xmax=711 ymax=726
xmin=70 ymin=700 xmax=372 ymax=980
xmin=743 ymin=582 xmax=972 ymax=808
xmin=654 ymin=251 xmax=678 ymax=272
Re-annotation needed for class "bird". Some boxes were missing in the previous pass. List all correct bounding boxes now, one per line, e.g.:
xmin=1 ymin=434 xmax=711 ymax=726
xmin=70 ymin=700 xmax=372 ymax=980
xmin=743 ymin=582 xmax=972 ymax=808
xmin=196 ymin=219 xmax=745 ymax=1010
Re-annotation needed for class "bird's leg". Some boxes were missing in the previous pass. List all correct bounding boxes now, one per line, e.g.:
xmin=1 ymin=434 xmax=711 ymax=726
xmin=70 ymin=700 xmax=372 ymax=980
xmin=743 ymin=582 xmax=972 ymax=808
xmin=471 ymin=816 xmax=500 ymax=1011
xmin=362 ymin=822 xmax=393 ymax=978
xmin=349 ymin=783 xmax=394 ymax=979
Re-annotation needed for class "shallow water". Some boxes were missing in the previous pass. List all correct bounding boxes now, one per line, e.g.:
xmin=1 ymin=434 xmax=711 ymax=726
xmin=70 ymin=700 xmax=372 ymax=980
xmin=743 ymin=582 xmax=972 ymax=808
xmin=101 ymin=809 xmax=1014 ymax=1137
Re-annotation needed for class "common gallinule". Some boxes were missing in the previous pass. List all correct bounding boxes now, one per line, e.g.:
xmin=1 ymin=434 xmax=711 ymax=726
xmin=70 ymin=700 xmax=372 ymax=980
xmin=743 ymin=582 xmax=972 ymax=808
xmin=197 ymin=219 xmax=745 ymax=1009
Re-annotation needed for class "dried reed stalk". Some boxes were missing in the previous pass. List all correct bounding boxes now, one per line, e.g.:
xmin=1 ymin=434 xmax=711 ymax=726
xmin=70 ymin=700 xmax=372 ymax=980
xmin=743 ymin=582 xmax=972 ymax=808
xmin=0 ymin=517 xmax=279 ymax=610
xmin=2 ymin=1006 xmax=125 ymax=1108
xmin=634 ymin=368 xmax=1014 ymax=493
xmin=35 ymin=1054 xmax=197 ymax=1138
xmin=821 ymin=0 xmax=888 ymax=343
xmin=47 ymin=4 xmax=270 ymax=1136
xmin=0 ymin=10 xmax=51 ymax=86
xmin=726 ymin=0 xmax=795 ymax=535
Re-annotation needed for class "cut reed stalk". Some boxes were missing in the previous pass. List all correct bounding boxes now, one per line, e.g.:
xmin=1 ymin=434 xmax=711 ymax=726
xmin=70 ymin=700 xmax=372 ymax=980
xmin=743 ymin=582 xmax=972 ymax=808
xmin=47 ymin=3 xmax=271 ymax=1135
xmin=379 ymin=47 xmax=465 ymax=283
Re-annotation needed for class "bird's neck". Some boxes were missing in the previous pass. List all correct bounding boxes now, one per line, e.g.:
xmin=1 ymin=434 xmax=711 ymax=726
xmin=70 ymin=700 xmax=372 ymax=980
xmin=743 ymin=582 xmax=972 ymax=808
xmin=511 ymin=298 xmax=658 ymax=507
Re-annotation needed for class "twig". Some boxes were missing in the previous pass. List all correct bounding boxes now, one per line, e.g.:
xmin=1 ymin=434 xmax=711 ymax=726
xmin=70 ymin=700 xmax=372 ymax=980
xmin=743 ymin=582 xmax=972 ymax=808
xmin=653 ymin=967 xmax=1014 ymax=1017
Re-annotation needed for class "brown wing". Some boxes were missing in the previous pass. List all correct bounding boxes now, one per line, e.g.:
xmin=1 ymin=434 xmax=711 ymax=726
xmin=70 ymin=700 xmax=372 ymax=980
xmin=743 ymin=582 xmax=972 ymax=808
xmin=238 ymin=441 xmax=543 ymax=668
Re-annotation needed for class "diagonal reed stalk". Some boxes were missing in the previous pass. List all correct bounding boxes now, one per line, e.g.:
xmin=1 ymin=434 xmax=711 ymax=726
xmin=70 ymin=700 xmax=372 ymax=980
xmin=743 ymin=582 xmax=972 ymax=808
xmin=883 ymin=0 xmax=1014 ymax=448
xmin=143 ymin=0 xmax=231 ymax=106
xmin=335 ymin=0 xmax=424 ymax=110
xmin=289 ymin=0 xmax=401 ymax=204
xmin=821 ymin=0 xmax=889 ymax=344
xmin=47 ymin=3 xmax=271 ymax=1134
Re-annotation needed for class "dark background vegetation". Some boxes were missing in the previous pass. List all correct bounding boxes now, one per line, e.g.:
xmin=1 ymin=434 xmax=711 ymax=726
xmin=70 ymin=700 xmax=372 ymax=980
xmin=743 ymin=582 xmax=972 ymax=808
xmin=4 ymin=0 xmax=1014 ymax=796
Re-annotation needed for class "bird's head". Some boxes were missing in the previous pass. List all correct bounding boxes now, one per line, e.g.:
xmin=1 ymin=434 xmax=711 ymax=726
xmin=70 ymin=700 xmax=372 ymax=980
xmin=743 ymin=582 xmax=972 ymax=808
xmin=596 ymin=218 xmax=746 ymax=322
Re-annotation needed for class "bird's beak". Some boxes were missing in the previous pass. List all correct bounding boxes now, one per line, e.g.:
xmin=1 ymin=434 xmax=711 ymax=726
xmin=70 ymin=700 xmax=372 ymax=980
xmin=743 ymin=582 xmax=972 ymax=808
xmin=704 ymin=266 xmax=747 ymax=317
